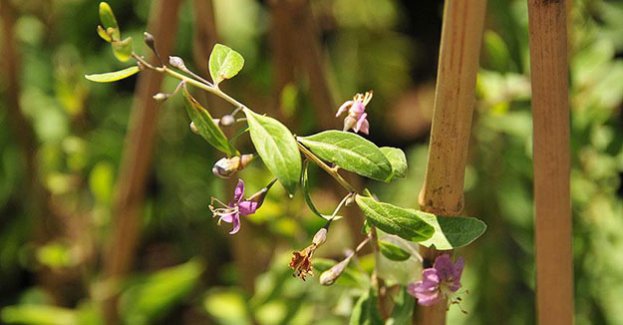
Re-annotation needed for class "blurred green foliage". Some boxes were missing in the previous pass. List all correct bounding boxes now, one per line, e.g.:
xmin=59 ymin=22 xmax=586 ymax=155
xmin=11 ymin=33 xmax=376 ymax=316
xmin=0 ymin=0 xmax=621 ymax=324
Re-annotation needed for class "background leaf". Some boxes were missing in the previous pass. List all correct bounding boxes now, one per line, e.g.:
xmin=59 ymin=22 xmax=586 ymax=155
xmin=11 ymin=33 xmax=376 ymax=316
xmin=355 ymin=195 xmax=434 ymax=242
xmin=84 ymin=66 xmax=139 ymax=83
xmin=244 ymin=108 xmax=301 ymax=195
xmin=209 ymin=44 xmax=245 ymax=85
xmin=380 ymin=147 xmax=407 ymax=180
xmin=378 ymin=240 xmax=411 ymax=261
xmin=182 ymin=87 xmax=236 ymax=156
xmin=298 ymin=131 xmax=392 ymax=181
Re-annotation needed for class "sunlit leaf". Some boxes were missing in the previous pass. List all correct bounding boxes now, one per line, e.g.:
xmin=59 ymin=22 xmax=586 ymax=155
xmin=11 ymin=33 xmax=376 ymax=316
xmin=209 ymin=44 xmax=245 ymax=85
xmin=112 ymin=36 xmax=133 ymax=62
xmin=182 ymin=87 xmax=236 ymax=156
xmin=97 ymin=25 xmax=112 ymax=42
xmin=1 ymin=305 xmax=78 ymax=325
xmin=298 ymin=131 xmax=392 ymax=181
xmin=418 ymin=214 xmax=487 ymax=250
xmin=85 ymin=66 xmax=140 ymax=83
xmin=355 ymin=195 xmax=434 ymax=242
xmin=98 ymin=2 xmax=120 ymax=41
xmin=244 ymin=108 xmax=301 ymax=195
xmin=380 ymin=147 xmax=407 ymax=180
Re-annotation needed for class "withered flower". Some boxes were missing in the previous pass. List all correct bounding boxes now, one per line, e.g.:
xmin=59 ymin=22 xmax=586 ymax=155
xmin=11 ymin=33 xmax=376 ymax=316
xmin=289 ymin=228 xmax=327 ymax=281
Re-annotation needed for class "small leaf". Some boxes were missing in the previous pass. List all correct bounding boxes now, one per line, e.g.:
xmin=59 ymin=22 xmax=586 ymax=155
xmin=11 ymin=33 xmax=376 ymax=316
xmin=380 ymin=147 xmax=407 ymax=179
xmin=182 ymin=87 xmax=236 ymax=156
xmin=97 ymin=25 xmax=112 ymax=42
xmin=85 ymin=66 xmax=140 ymax=83
xmin=298 ymin=131 xmax=392 ymax=181
xmin=355 ymin=195 xmax=434 ymax=242
xmin=378 ymin=240 xmax=411 ymax=261
xmin=418 ymin=214 xmax=487 ymax=250
xmin=99 ymin=2 xmax=120 ymax=41
xmin=209 ymin=44 xmax=245 ymax=85
xmin=302 ymin=162 xmax=341 ymax=221
xmin=112 ymin=36 xmax=133 ymax=62
xmin=244 ymin=108 xmax=301 ymax=195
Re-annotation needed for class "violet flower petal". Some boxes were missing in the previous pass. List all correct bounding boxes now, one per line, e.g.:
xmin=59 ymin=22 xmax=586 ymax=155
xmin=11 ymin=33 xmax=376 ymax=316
xmin=229 ymin=214 xmax=241 ymax=234
xmin=233 ymin=179 xmax=245 ymax=203
xmin=336 ymin=100 xmax=353 ymax=117
xmin=238 ymin=200 xmax=259 ymax=216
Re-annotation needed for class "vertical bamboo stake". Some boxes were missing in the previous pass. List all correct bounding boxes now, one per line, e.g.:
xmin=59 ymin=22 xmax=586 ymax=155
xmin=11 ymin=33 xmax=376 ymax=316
xmin=527 ymin=1 xmax=573 ymax=324
xmin=417 ymin=1 xmax=486 ymax=324
xmin=102 ymin=0 xmax=182 ymax=323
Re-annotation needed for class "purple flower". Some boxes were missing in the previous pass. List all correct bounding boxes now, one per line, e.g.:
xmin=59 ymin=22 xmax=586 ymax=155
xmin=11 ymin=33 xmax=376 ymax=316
xmin=407 ymin=254 xmax=465 ymax=306
xmin=210 ymin=179 xmax=270 ymax=234
xmin=336 ymin=91 xmax=373 ymax=134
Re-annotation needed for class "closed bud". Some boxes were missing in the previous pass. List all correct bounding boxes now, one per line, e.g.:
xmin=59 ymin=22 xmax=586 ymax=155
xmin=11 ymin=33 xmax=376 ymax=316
xmin=319 ymin=254 xmax=353 ymax=286
xmin=143 ymin=32 xmax=156 ymax=49
xmin=211 ymin=154 xmax=253 ymax=179
xmin=169 ymin=56 xmax=186 ymax=70
xmin=153 ymin=93 xmax=169 ymax=102
xmin=312 ymin=228 xmax=327 ymax=246
xmin=220 ymin=114 xmax=235 ymax=126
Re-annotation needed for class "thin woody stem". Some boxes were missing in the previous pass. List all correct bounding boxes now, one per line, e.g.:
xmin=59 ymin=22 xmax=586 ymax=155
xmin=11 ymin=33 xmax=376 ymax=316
xmin=297 ymin=142 xmax=357 ymax=193
xmin=133 ymin=52 xmax=361 ymax=201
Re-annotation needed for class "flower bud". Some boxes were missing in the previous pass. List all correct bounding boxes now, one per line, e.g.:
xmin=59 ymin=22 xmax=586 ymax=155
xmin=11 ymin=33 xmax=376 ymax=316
xmin=143 ymin=32 xmax=156 ymax=50
xmin=220 ymin=114 xmax=235 ymax=126
xmin=319 ymin=254 xmax=353 ymax=286
xmin=153 ymin=93 xmax=169 ymax=102
xmin=211 ymin=154 xmax=254 ymax=179
xmin=312 ymin=228 xmax=327 ymax=246
xmin=169 ymin=56 xmax=186 ymax=70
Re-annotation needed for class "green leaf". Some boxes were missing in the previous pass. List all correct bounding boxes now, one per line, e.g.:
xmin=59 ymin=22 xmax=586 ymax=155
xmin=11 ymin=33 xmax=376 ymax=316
xmin=378 ymin=240 xmax=411 ymax=261
xmin=355 ymin=195 xmax=434 ymax=242
xmin=99 ymin=2 xmax=120 ymax=41
xmin=112 ymin=36 xmax=133 ymax=62
xmin=97 ymin=25 xmax=112 ymax=42
xmin=380 ymin=147 xmax=407 ymax=179
xmin=182 ymin=87 xmax=236 ymax=156
xmin=349 ymin=289 xmax=383 ymax=325
xmin=244 ymin=108 xmax=301 ymax=195
xmin=1 ymin=305 xmax=78 ymax=325
xmin=418 ymin=214 xmax=487 ymax=250
xmin=302 ymin=162 xmax=341 ymax=221
xmin=209 ymin=44 xmax=245 ymax=85
xmin=85 ymin=66 xmax=140 ymax=83
xmin=298 ymin=131 xmax=392 ymax=181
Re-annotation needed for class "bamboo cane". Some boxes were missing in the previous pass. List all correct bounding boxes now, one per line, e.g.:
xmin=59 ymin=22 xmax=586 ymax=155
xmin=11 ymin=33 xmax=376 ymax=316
xmin=416 ymin=1 xmax=487 ymax=324
xmin=102 ymin=0 xmax=183 ymax=322
xmin=527 ymin=1 xmax=573 ymax=324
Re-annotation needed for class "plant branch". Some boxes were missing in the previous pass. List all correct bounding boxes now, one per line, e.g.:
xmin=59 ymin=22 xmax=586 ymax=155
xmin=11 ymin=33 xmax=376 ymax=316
xmin=297 ymin=142 xmax=357 ymax=194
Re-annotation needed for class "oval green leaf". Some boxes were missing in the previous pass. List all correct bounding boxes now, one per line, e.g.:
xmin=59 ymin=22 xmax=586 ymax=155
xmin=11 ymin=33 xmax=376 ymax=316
xmin=418 ymin=213 xmax=487 ymax=250
xmin=97 ymin=25 xmax=112 ymax=42
xmin=355 ymin=195 xmax=434 ymax=242
xmin=297 ymin=131 xmax=392 ymax=181
xmin=182 ymin=87 xmax=236 ymax=156
xmin=380 ymin=147 xmax=407 ymax=180
xmin=378 ymin=240 xmax=411 ymax=261
xmin=99 ymin=2 xmax=120 ymax=41
xmin=244 ymin=108 xmax=301 ymax=195
xmin=85 ymin=66 xmax=140 ymax=83
xmin=209 ymin=44 xmax=245 ymax=85
xmin=112 ymin=36 xmax=133 ymax=62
